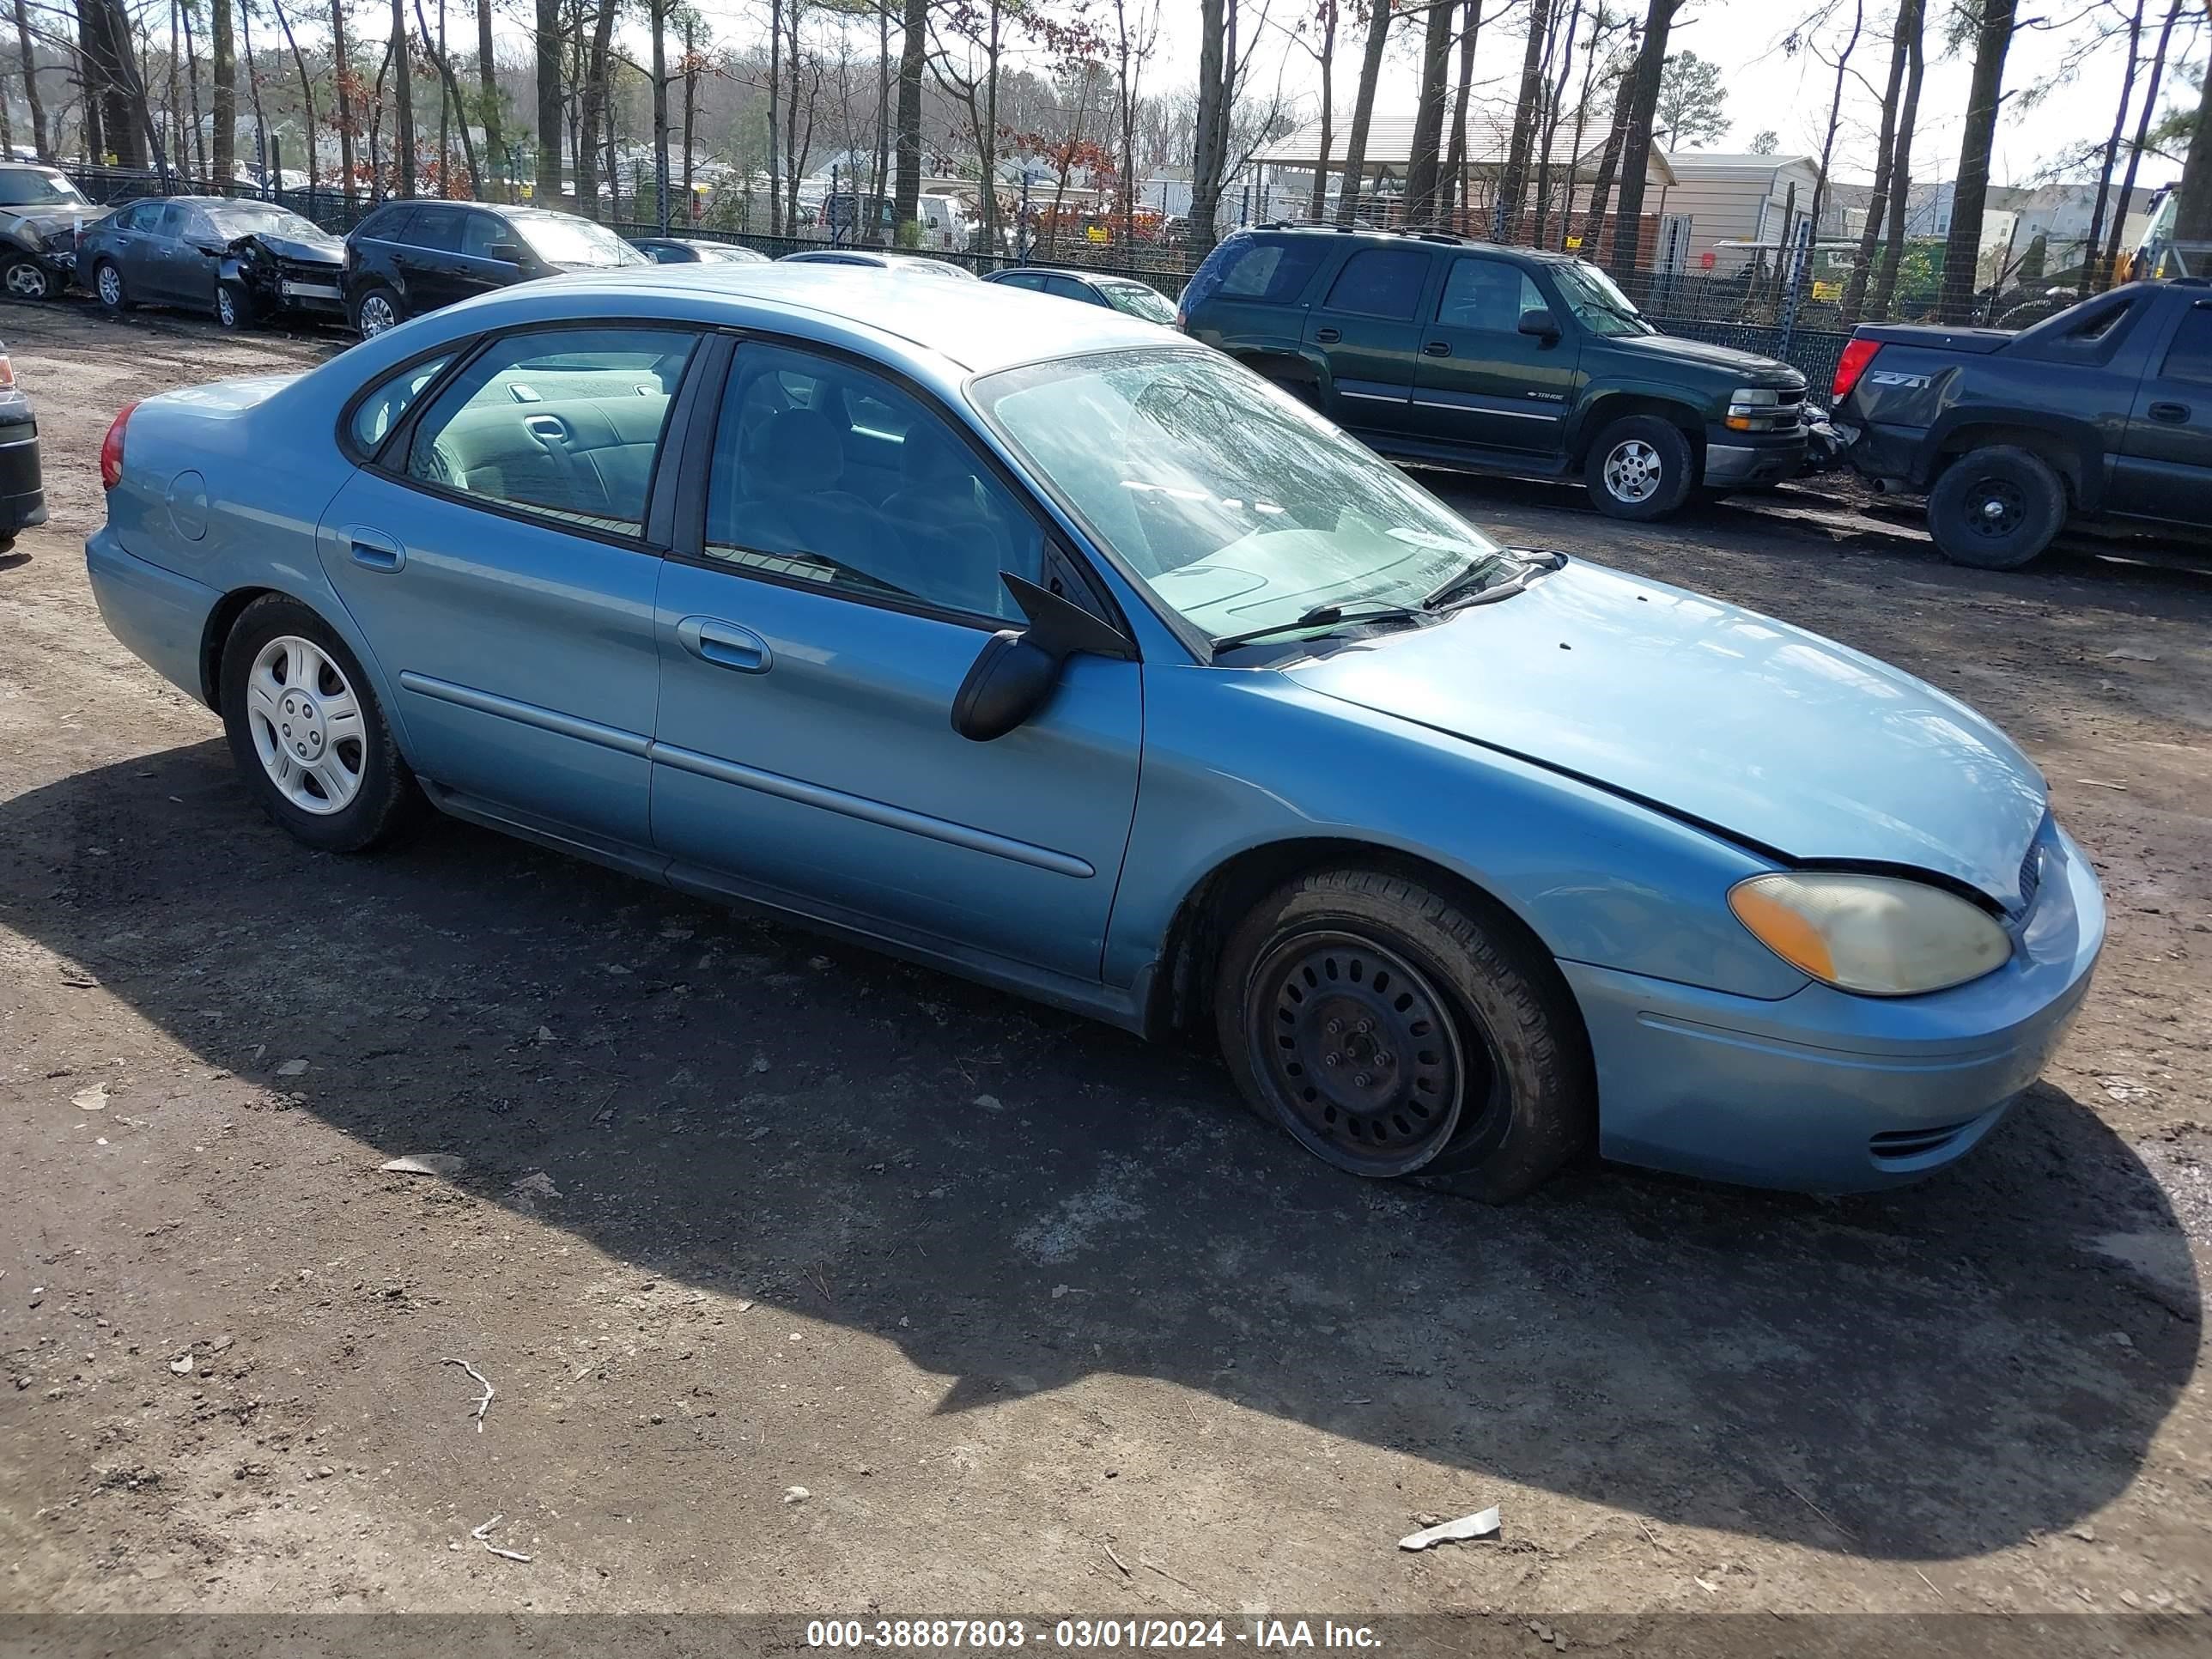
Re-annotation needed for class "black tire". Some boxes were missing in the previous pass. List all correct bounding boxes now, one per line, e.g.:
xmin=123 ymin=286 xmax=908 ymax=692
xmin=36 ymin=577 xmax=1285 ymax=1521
xmin=349 ymin=282 xmax=404 ymax=338
xmin=215 ymin=279 xmax=254 ymax=331
xmin=1214 ymin=866 xmax=1594 ymax=1202
xmin=1925 ymin=444 xmax=2066 ymax=570
xmin=92 ymin=258 xmax=127 ymax=314
xmin=2 ymin=253 xmax=54 ymax=301
xmin=1585 ymin=414 xmax=1695 ymax=520
xmin=218 ymin=594 xmax=421 ymax=854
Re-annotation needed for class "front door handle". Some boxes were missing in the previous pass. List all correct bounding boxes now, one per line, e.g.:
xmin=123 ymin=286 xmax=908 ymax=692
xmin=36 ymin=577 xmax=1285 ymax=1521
xmin=345 ymin=526 xmax=404 ymax=572
xmin=1422 ymin=340 xmax=1451 ymax=356
xmin=1314 ymin=326 xmax=1341 ymax=343
xmin=677 ymin=616 xmax=772 ymax=674
xmin=2148 ymin=401 xmax=2191 ymax=423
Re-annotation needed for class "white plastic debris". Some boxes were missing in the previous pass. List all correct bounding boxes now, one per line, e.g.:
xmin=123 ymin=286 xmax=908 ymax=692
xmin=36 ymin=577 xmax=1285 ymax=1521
xmin=275 ymin=1059 xmax=309 ymax=1078
xmin=1399 ymin=1506 xmax=1501 ymax=1550
xmin=471 ymin=1514 xmax=532 ymax=1563
xmin=380 ymin=1154 xmax=466 ymax=1176
xmin=782 ymin=1486 xmax=811 ymax=1504
xmin=72 ymin=1084 xmax=108 ymax=1111
xmin=509 ymin=1171 xmax=562 ymax=1200
xmin=168 ymin=1353 xmax=194 ymax=1376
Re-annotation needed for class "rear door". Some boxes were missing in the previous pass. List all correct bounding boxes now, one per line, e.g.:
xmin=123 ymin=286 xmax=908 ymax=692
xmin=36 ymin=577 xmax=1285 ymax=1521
xmin=1411 ymin=255 xmax=1578 ymax=455
xmin=2111 ymin=295 xmax=2212 ymax=525
xmin=1304 ymin=246 xmax=1437 ymax=435
xmin=399 ymin=206 xmax=471 ymax=313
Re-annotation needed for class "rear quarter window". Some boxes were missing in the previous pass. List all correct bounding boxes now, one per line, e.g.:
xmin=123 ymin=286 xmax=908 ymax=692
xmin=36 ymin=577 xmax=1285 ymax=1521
xmin=1182 ymin=235 xmax=1329 ymax=318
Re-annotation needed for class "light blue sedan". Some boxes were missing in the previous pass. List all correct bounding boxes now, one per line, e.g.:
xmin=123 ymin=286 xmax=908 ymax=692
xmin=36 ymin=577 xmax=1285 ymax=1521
xmin=86 ymin=265 xmax=2104 ymax=1199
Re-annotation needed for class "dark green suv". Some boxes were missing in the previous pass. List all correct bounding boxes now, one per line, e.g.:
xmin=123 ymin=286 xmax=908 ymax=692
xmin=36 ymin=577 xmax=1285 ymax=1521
xmin=1176 ymin=226 xmax=1808 ymax=520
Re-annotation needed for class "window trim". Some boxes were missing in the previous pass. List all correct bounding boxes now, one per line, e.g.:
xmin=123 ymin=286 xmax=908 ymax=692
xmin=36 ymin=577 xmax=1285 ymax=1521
xmin=671 ymin=329 xmax=1135 ymax=645
xmin=2156 ymin=298 xmax=2212 ymax=386
xmin=1320 ymin=245 xmax=1437 ymax=322
xmin=351 ymin=319 xmax=713 ymax=554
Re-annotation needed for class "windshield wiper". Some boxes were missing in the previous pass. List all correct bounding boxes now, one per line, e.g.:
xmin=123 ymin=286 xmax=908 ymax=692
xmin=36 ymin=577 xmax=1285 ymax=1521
xmin=1422 ymin=546 xmax=1568 ymax=611
xmin=1211 ymin=601 xmax=1428 ymax=653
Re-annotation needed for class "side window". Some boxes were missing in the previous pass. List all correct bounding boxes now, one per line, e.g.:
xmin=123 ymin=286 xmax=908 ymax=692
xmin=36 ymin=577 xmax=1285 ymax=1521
xmin=2159 ymin=304 xmax=2212 ymax=386
xmin=996 ymin=270 xmax=1045 ymax=291
xmin=412 ymin=207 xmax=465 ymax=252
xmin=461 ymin=213 xmax=507 ymax=258
xmin=1214 ymin=238 xmax=1328 ymax=302
xmin=1436 ymin=258 xmax=1548 ymax=331
xmin=1045 ymin=275 xmax=1097 ymax=302
xmin=368 ymin=206 xmax=416 ymax=244
xmin=1322 ymin=248 xmax=1431 ymax=320
xmin=348 ymin=352 xmax=455 ymax=457
xmin=703 ymin=343 xmax=1043 ymax=622
xmin=152 ymin=204 xmax=187 ymax=240
xmin=401 ymin=327 xmax=699 ymax=536
xmin=181 ymin=208 xmax=218 ymax=248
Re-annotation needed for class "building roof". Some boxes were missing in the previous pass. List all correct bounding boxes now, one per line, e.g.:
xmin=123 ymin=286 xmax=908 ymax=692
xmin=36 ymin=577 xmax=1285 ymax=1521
xmin=1668 ymin=152 xmax=1818 ymax=172
xmin=1253 ymin=116 xmax=1676 ymax=185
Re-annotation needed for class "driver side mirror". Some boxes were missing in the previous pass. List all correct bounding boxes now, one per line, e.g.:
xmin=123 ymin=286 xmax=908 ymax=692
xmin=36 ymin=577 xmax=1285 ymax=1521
xmin=485 ymin=240 xmax=526 ymax=264
xmin=951 ymin=573 xmax=1133 ymax=742
xmin=1518 ymin=307 xmax=1561 ymax=341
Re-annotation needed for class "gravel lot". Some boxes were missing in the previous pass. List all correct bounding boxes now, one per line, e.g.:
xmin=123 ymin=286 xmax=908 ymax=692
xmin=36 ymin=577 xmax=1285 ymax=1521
xmin=1 ymin=296 xmax=2209 ymax=1625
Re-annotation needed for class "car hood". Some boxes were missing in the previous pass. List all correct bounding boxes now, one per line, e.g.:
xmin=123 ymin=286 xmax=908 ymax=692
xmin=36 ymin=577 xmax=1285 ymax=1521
xmin=235 ymin=230 xmax=344 ymax=264
xmin=1281 ymin=560 xmax=2046 ymax=907
xmin=1612 ymin=330 xmax=1802 ymax=386
xmin=3 ymin=204 xmax=92 ymax=238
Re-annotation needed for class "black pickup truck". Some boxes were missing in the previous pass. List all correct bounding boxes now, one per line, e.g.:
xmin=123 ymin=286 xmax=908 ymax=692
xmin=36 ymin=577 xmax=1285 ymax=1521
xmin=1830 ymin=277 xmax=2212 ymax=568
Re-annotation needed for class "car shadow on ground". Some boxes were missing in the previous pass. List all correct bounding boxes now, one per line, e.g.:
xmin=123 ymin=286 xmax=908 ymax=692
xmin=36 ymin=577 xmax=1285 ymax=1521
xmin=3 ymin=738 xmax=2197 ymax=1564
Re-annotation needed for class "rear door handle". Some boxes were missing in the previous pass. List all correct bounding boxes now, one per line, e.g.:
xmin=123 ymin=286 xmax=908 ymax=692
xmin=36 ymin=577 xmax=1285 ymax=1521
xmin=345 ymin=526 xmax=404 ymax=572
xmin=676 ymin=616 xmax=771 ymax=674
xmin=2148 ymin=401 xmax=2191 ymax=423
xmin=1314 ymin=326 xmax=1341 ymax=343
xmin=1422 ymin=340 xmax=1451 ymax=356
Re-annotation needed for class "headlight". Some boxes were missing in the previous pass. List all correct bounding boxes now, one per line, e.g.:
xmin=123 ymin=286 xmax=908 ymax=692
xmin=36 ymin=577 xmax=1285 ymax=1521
xmin=1728 ymin=872 xmax=2012 ymax=996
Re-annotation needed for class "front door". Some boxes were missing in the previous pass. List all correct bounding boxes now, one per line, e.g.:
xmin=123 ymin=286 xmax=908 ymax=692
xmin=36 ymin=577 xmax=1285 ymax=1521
xmin=1304 ymin=245 xmax=1437 ymax=435
xmin=2111 ymin=295 xmax=2212 ymax=525
xmin=650 ymin=340 xmax=1143 ymax=981
xmin=1410 ymin=255 xmax=1581 ymax=455
xmin=316 ymin=323 xmax=704 ymax=848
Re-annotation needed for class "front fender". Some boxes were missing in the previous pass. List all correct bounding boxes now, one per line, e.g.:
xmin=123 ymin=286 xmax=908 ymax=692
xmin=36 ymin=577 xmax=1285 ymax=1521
xmin=1568 ymin=381 xmax=1715 ymax=459
xmin=1108 ymin=665 xmax=1808 ymax=1003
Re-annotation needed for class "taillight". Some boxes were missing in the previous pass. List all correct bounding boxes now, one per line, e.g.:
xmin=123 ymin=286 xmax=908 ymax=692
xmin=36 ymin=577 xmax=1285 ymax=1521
xmin=100 ymin=400 xmax=137 ymax=490
xmin=0 ymin=354 xmax=15 ymax=391
xmin=1832 ymin=338 xmax=1881 ymax=404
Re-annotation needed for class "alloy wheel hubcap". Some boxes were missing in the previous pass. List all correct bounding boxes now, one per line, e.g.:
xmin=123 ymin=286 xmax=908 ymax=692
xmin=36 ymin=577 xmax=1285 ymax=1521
xmin=7 ymin=263 xmax=45 ymax=297
xmin=218 ymin=290 xmax=236 ymax=325
xmin=246 ymin=635 xmax=366 ymax=815
xmin=1251 ymin=930 xmax=1476 ymax=1176
xmin=98 ymin=266 xmax=119 ymax=305
xmin=360 ymin=296 xmax=394 ymax=335
xmin=1604 ymin=439 xmax=1662 ymax=503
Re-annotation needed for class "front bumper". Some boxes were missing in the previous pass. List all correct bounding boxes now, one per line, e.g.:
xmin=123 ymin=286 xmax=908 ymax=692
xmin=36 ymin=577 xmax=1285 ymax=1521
xmin=1702 ymin=428 xmax=1808 ymax=488
xmin=1565 ymin=819 xmax=2104 ymax=1194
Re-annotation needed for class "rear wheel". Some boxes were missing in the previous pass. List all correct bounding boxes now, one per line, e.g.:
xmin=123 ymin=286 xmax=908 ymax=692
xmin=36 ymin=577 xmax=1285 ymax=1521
xmin=1925 ymin=444 xmax=2066 ymax=570
xmin=219 ymin=595 xmax=420 ymax=853
xmin=3 ymin=254 xmax=54 ymax=301
xmin=351 ymin=283 xmax=403 ymax=338
xmin=93 ymin=258 xmax=126 ymax=313
xmin=1214 ymin=867 xmax=1594 ymax=1201
xmin=1585 ymin=415 xmax=1694 ymax=520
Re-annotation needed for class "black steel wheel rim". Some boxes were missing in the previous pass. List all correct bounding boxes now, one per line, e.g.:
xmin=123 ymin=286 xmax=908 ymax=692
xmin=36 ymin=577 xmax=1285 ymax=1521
xmin=1249 ymin=928 xmax=1492 ymax=1177
xmin=1966 ymin=477 xmax=2026 ymax=539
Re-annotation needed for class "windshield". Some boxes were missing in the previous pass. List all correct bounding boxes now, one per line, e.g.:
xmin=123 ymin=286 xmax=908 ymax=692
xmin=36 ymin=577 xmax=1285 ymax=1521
xmin=0 ymin=169 xmax=88 ymax=209
xmin=204 ymin=203 xmax=321 ymax=239
xmin=1550 ymin=260 xmax=1654 ymax=337
xmin=975 ymin=349 xmax=1509 ymax=645
xmin=514 ymin=212 xmax=647 ymax=267
xmin=1100 ymin=281 xmax=1177 ymax=325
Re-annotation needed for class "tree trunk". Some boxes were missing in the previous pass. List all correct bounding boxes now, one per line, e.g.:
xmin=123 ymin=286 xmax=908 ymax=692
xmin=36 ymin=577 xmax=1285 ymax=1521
xmin=392 ymin=0 xmax=416 ymax=192
xmin=2170 ymin=14 xmax=2212 ymax=246
xmin=684 ymin=16 xmax=702 ymax=226
xmin=1533 ymin=0 xmax=1580 ymax=245
xmin=979 ymin=0 xmax=1002 ymax=253
xmin=210 ymin=0 xmax=234 ymax=180
xmin=331 ymin=0 xmax=356 ymax=200
xmin=13 ymin=0 xmax=46 ymax=161
xmin=1804 ymin=0 xmax=1862 ymax=261
xmin=1605 ymin=0 xmax=1673 ymax=276
xmin=1336 ymin=0 xmax=1393 ymax=225
xmin=85 ymin=0 xmax=150 ymax=167
xmin=1401 ymin=0 xmax=1455 ymax=226
xmin=1189 ymin=0 xmax=1233 ymax=252
xmin=1308 ymin=0 xmax=1337 ymax=220
xmin=575 ymin=0 xmax=616 ymax=218
xmin=2105 ymin=0 xmax=2184 ymax=283
xmin=1442 ymin=0 xmax=1481 ymax=227
xmin=1840 ymin=0 xmax=1910 ymax=322
xmin=477 ymin=0 xmax=501 ymax=197
xmin=269 ymin=0 xmax=322 ymax=191
xmin=535 ymin=0 xmax=561 ymax=204
xmin=768 ymin=0 xmax=782 ymax=234
xmin=416 ymin=0 xmax=480 ymax=194
xmin=2077 ymin=0 xmax=2147 ymax=295
xmin=1559 ymin=6 xmax=1612 ymax=248
xmin=181 ymin=0 xmax=204 ymax=173
xmin=1578 ymin=30 xmax=1636 ymax=252
xmin=1867 ymin=0 xmax=1923 ymax=318
xmin=1493 ymin=0 xmax=1552 ymax=240
xmin=652 ymin=0 xmax=671 ymax=232
xmin=873 ymin=0 xmax=890 ymax=239
xmin=783 ymin=0 xmax=805 ymax=236
xmin=1937 ymin=0 xmax=2018 ymax=324
xmin=893 ymin=0 xmax=926 ymax=238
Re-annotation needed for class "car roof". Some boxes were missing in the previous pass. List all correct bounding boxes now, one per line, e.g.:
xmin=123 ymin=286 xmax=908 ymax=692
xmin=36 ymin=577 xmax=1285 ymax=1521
xmin=481 ymin=262 xmax=1180 ymax=379
xmin=1239 ymin=222 xmax=1574 ymax=264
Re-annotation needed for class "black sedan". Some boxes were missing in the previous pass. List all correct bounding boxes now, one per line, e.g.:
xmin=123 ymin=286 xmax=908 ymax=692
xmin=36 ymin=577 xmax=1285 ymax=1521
xmin=0 ymin=342 xmax=45 ymax=551
xmin=629 ymin=235 xmax=769 ymax=265
xmin=981 ymin=264 xmax=1177 ymax=325
xmin=344 ymin=199 xmax=647 ymax=337
xmin=77 ymin=197 xmax=346 ymax=330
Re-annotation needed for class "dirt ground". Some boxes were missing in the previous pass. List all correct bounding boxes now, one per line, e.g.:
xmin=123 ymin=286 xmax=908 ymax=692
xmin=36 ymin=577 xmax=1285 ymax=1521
xmin=2 ymin=296 xmax=2209 ymax=1629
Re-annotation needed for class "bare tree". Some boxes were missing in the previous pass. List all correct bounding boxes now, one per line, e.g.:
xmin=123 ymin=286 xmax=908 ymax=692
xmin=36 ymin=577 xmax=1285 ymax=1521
xmin=13 ymin=0 xmax=48 ymax=160
xmin=1578 ymin=21 xmax=1638 ymax=251
xmin=2098 ymin=0 xmax=2185 ymax=283
xmin=536 ymin=0 xmax=562 ymax=202
xmin=1841 ymin=0 xmax=1917 ymax=323
xmin=1605 ymin=0 xmax=1676 ymax=275
xmin=1796 ymin=0 xmax=1863 ymax=265
xmin=1191 ymin=0 xmax=1232 ymax=246
xmin=266 ymin=0 xmax=322 ymax=190
xmin=1403 ymin=0 xmax=1457 ymax=225
xmin=893 ymin=0 xmax=927 ymax=238
xmin=1534 ymin=0 xmax=1585 ymax=245
xmin=1336 ymin=0 xmax=1394 ymax=224
xmin=2163 ymin=1 xmax=2210 ymax=246
xmin=1295 ymin=0 xmax=1338 ymax=219
xmin=477 ymin=0 xmax=501 ymax=195
xmin=1113 ymin=0 xmax=1162 ymax=240
xmin=415 ymin=0 xmax=480 ymax=191
xmin=1442 ymin=0 xmax=1486 ymax=224
xmin=1557 ymin=5 xmax=1626 ymax=247
xmin=1866 ymin=0 xmax=1924 ymax=319
xmin=1938 ymin=0 xmax=2018 ymax=323
xmin=392 ymin=0 xmax=416 ymax=191
xmin=576 ymin=0 xmax=618 ymax=216
xmin=931 ymin=0 xmax=1012 ymax=252
xmin=1495 ymin=0 xmax=1555 ymax=239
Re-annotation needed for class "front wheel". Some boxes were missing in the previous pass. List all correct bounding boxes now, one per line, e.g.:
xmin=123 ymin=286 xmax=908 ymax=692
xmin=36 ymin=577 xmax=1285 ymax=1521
xmin=1585 ymin=415 xmax=1694 ymax=520
xmin=215 ymin=279 xmax=254 ymax=331
xmin=2 ymin=254 xmax=54 ymax=301
xmin=219 ymin=595 xmax=421 ymax=853
xmin=350 ymin=283 xmax=402 ymax=338
xmin=1925 ymin=444 xmax=2065 ymax=570
xmin=1214 ymin=867 xmax=1594 ymax=1201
